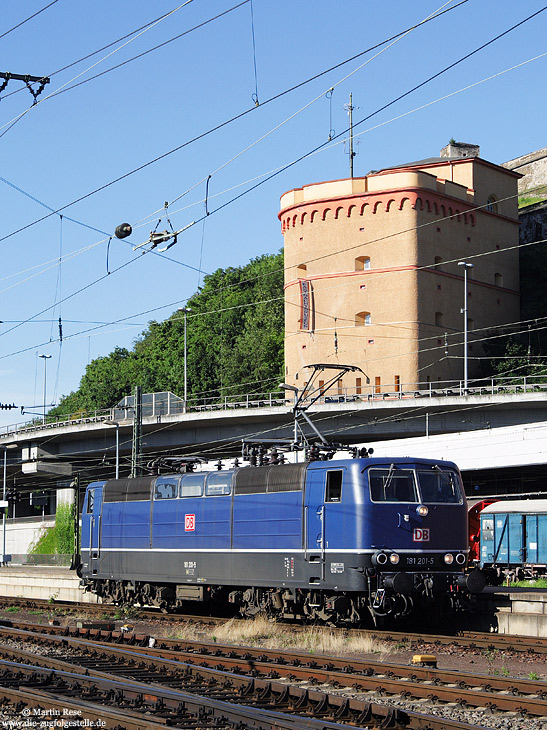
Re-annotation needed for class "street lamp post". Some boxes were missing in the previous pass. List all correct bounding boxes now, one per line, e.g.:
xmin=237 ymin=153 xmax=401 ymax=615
xmin=178 ymin=308 xmax=190 ymax=412
xmin=38 ymin=354 xmax=52 ymax=424
xmin=457 ymin=262 xmax=473 ymax=391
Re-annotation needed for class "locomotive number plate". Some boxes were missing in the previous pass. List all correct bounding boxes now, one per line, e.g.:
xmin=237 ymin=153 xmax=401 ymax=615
xmin=406 ymin=556 xmax=435 ymax=566
xmin=413 ymin=528 xmax=430 ymax=542
xmin=185 ymin=514 xmax=196 ymax=531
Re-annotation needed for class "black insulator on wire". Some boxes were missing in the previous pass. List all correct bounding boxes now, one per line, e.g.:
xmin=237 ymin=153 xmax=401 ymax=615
xmin=115 ymin=223 xmax=132 ymax=239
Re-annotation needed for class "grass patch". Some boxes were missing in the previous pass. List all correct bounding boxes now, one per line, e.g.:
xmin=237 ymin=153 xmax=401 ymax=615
xmin=519 ymin=195 xmax=546 ymax=208
xmin=518 ymin=184 xmax=547 ymax=208
xmin=514 ymin=578 xmax=547 ymax=589
xmin=164 ymin=616 xmax=394 ymax=657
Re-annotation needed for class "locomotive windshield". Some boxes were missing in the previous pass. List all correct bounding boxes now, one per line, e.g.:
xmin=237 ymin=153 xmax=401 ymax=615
xmin=368 ymin=465 xmax=462 ymax=503
xmin=369 ymin=468 xmax=418 ymax=502
xmin=416 ymin=469 xmax=461 ymax=504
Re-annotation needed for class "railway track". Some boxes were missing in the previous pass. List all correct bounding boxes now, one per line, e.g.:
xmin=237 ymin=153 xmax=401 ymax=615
xmin=1 ymin=594 xmax=546 ymax=654
xmin=0 ymin=622 xmax=545 ymax=729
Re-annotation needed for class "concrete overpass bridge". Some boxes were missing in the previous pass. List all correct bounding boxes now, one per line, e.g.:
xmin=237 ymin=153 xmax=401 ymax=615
xmin=1 ymin=380 xmax=547 ymax=498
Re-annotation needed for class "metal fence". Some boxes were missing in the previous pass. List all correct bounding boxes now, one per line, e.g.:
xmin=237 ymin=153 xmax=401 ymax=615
xmin=1 ymin=376 xmax=546 ymax=438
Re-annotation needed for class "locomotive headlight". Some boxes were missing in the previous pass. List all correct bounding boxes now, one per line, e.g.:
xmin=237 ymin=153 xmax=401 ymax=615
xmin=416 ymin=505 xmax=428 ymax=517
xmin=455 ymin=553 xmax=467 ymax=565
xmin=389 ymin=553 xmax=400 ymax=565
xmin=444 ymin=553 xmax=454 ymax=565
xmin=373 ymin=551 xmax=388 ymax=566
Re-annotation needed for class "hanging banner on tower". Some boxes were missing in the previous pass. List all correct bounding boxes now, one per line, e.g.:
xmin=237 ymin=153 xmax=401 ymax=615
xmin=299 ymin=279 xmax=314 ymax=332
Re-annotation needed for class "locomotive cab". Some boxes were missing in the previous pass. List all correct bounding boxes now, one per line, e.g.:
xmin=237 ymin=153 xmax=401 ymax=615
xmin=358 ymin=460 xmax=484 ymax=621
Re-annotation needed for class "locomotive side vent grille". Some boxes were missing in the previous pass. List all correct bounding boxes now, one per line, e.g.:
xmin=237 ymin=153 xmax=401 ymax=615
xmin=103 ymin=477 xmax=156 ymax=502
xmin=234 ymin=464 xmax=307 ymax=495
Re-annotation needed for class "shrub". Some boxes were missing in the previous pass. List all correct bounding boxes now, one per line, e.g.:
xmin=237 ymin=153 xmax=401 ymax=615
xmin=28 ymin=502 xmax=75 ymax=556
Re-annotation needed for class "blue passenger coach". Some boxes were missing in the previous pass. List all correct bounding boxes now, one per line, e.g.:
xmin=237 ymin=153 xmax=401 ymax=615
xmin=79 ymin=456 xmax=484 ymax=624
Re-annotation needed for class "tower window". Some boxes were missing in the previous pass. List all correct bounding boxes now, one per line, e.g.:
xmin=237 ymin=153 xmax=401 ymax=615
xmin=435 ymin=312 xmax=444 ymax=327
xmin=494 ymin=272 xmax=503 ymax=287
xmin=356 ymin=311 xmax=371 ymax=326
xmin=485 ymin=195 xmax=498 ymax=213
xmin=355 ymin=256 xmax=371 ymax=271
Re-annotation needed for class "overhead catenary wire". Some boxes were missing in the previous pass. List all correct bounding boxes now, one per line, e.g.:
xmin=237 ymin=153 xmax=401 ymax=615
xmin=1 ymin=187 xmax=543 ymax=373
xmin=135 ymin=0 xmax=464 ymax=225
xmin=1 ymin=14 xmax=539 ymax=329
xmin=0 ymin=0 xmax=61 ymax=42
xmin=0 ymin=0 xmax=470 ymax=248
xmin=2 ymin=8 xmax=544 ymax=400
xmin=6 ymin=390 xmax=526 ymax=481
xmin=0 ymin=0 xmax=197 ymax=139
xmin=129 ymin=43 xmax=547 ymax=237
xmin=40 ymin=1 xmax=252 ymax=104
xmin=4 ymin=40 xmax=536 ymax=305
xmin=191 ymin=5 xmax=547 ymax=233
xmin=0 ymin=3 xmax=204 ymax=100
xmin=0 ymin=174 xmax=210 ymax=299
xmin=2 ymin=269 xmax=545 ymax=389
xmin=0 ymin=125 xmax=539 ymax=355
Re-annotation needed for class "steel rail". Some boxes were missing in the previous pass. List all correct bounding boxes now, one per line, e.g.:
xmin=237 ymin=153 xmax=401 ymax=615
xmin=0 ymin=656 xmax=413 ymax=730
xmin=0 ymin=624 xmax=545 ymax=722
xmin=2 ymin=597 xmax=547 ymax=653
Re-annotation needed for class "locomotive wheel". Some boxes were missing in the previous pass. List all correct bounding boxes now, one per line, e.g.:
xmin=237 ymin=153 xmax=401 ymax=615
xmin=240 ymin=588 xmax=278 ymax=619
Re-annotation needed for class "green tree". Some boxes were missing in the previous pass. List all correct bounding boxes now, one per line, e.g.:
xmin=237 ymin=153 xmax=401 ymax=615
xmin=50 ymin=251 xmax=284 ymax=416
xmin=483 ymin=336 xmax=547 ymax=384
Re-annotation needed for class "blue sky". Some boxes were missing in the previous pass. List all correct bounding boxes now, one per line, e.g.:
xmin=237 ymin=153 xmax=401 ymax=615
xmin=0 ymin=0 xmax=546 ymax=429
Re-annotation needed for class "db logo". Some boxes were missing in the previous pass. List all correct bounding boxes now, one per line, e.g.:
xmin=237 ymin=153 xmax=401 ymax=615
xmin=413 ymin=528 xmax=430 ymax=542
xmin=185 ymin=514 xmax=196 ymax=532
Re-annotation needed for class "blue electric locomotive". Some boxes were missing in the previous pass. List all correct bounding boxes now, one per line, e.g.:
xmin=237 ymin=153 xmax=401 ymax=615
xmin=79 ymin=455 xmax=485 ymax=624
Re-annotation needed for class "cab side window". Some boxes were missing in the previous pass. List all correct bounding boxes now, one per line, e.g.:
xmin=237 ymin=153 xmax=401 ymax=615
xmin=325 ymin=470 xmax=343 ymax=502
xmin=87 ymin=489 xmax=95 ymax=514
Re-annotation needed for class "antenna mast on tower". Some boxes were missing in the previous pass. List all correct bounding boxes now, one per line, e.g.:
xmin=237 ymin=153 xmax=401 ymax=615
xmin=345 ymin=93 xmax=356 ymax=178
